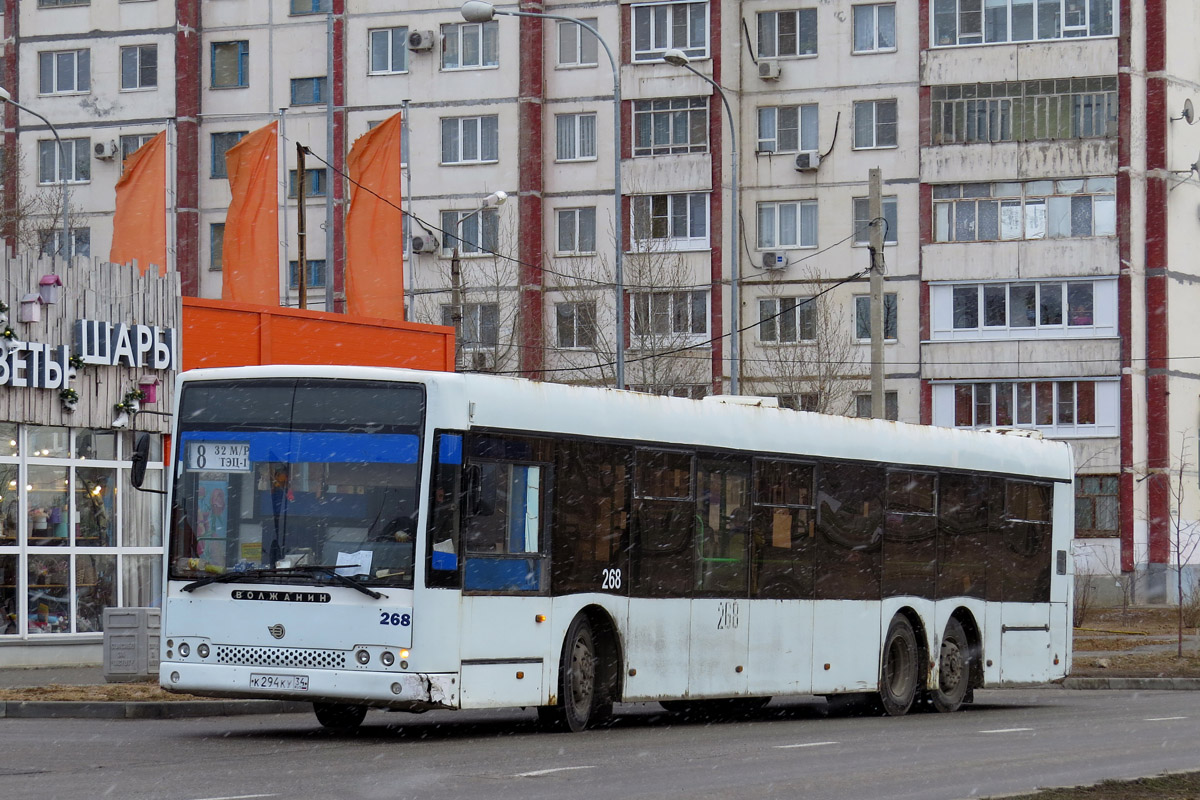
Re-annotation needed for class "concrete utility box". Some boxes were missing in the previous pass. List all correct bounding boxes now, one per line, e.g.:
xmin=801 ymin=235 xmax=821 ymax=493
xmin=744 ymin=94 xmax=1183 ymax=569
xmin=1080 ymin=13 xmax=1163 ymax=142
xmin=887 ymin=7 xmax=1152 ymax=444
xmin=103 ymin=607 xmax=161 ymax=683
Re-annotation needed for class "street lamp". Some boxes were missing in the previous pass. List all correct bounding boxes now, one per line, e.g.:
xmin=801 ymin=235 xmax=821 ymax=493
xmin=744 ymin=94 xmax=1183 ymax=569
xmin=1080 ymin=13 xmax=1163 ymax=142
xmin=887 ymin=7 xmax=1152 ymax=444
xmin=0 ymin=87 xmax=71 ymax=271
xmin=450 ymin=190 xmax=508 ymax=369
xmin=460 ymin=1 xmax=626 ymax=389
xmin=662 ymin=49 xmax=740 ymax=395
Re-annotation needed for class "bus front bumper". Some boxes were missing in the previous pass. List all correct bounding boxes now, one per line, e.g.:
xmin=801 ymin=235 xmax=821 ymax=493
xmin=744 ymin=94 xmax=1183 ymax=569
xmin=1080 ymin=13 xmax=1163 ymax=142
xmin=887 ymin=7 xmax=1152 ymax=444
xmin=160 ymin=662 xmax=460 ymax=710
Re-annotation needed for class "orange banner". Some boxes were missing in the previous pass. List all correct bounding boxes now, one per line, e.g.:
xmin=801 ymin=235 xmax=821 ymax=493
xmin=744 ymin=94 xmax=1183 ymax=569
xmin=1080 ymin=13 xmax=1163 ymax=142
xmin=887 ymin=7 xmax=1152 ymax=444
xmin=222 ymin=121 xmax=279 ymax=305
xmin=345 ymin=112 xmax=406 ymax=320
xmin=110 ymin=131 xmax=167 ymax=276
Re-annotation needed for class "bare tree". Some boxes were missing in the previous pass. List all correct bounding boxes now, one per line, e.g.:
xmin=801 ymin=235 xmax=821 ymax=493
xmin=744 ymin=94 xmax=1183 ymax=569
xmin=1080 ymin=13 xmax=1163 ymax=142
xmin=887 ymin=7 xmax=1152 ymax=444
xmin=743 ymin=264 xmax=867 ymax=413
xmin=1166 ymin=444 xmax=1200 ymax=656
xmin=0 ymin=149 xmax=88 ymax=260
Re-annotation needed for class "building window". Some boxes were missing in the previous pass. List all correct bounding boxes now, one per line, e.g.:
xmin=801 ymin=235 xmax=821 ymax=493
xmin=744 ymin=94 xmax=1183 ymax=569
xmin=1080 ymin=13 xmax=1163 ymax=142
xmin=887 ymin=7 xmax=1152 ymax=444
xmin=39 ymin=139 xmax=90 ymax=184
xmin=119 ymin=134 xmax=156 ymax=166
xmin=1076 ymin=475 xmax=1118 ymax=537
xmin=557 ymin=207 xmax=597 ymax=254
xmin=633 ymin=98 xmax=707 ymax=156
xmin=853 ymin=100 xmax=898 ymax=148
xmin=556 ymin=113 xmax=597 ymax=162
xmin=933 ymin=178 xmax=1116 ymax=242
xmin=930 ymin=279 xmax=1117 ymax=341
xmin=210 ymin=131 xmax=247 ymax=179
xmin=369 ymin=27 xmax=408 ymax=74
xmin=212 ymin=41 xmax=249 ymax=88
xmin=757 ymin=8 xmax=818 ymax=58
xmin=210 ymin=223 xmax=224 ymax=271
xmin=442 ymin=303 xmax=500 ymax=348
xmin=290 ymin=0 xmax=329 ymax=14
xmin=631 ymin=193 xmax=709 ymax=249
xmin=855 ymin=391 xmax=899 ymax=420
xmin=287 ymin=168 xmax=328 ymax=198
xmin=442 ymin=21 xmax=499 ymax=69
xmin=440 ymin=116 xmax=499 ymax=164
xmin=757 ymin=201 xmax=818 ymax=249
xmin=757 ymin=104 xmax=818 ymax=153
xmin=290 ymin=77 xmax=327 ymax=106
xmin=853 ymin=196 xmax=899 ymax=244
xmin=854 ymin=293 xmax=898 ymax=340
xmin=779 ymin=393 xmax=820 ymax=411
xmin=632 ymin=1 xmax=709 ymax=62
xmin=630 ymin=384 xmax=710 ymax=399
xmin=632 ymin=290 xmax=709 ymax=338
xmin=759 ymin=296 xmax=816 ymax=342
xmin=39 ymin=49 xmax=90 ymax=95
xmin=288 ymin=259 xmax=327 ymax=289
xmin=853 ymin=4 xmax=897 ymax=52
xmin=932 ymin=77 xmax=1117 ymax=144
xmin=933 ymin=0 xmax=1113 ymax=47
xmin=950 ymin=381 xmax=1101 ymax=430
xmin=41 ymin=228 xmax=90 ymax=260
xmin=441 ymin=208 xmax=500 ymax=255
xmin=119 ymin=44 xmax=157 ymax=90
xmin=556 ymin=302 xmax=597 ymax=349
xmin=558 ymin=18 xmax=599 ymax=67
xmin=38 ymin=0 xmax=91 ymax=6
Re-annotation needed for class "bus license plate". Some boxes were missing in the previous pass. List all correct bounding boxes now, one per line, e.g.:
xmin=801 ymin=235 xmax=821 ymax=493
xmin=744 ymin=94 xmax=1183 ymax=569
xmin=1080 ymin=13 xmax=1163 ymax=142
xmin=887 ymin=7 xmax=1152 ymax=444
xmin=249 ymin=673 xmax=309 ymax=692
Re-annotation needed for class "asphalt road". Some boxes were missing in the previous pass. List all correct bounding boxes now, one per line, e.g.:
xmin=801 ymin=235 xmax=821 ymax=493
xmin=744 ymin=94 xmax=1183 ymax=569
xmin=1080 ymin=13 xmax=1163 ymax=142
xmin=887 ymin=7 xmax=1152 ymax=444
xmin=2 ymin=689 xmax=1198 ymax=800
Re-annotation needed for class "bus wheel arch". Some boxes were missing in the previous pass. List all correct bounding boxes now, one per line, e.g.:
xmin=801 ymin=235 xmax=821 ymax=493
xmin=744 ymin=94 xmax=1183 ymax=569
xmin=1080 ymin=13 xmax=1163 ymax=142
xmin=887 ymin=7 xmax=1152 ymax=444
xmin=879 ymin=610 xmax=924 ymax=716
xmin=538 ymin=607 xmax=620 ymax=732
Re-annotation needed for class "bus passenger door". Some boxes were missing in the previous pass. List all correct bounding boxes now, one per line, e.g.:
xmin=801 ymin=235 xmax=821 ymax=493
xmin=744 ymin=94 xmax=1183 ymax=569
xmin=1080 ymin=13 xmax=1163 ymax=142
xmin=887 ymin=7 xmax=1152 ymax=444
xmin=689 ymin=458 xmax=751 ymax=698
xmin=457 ymin=446 xmax=554 ymax=709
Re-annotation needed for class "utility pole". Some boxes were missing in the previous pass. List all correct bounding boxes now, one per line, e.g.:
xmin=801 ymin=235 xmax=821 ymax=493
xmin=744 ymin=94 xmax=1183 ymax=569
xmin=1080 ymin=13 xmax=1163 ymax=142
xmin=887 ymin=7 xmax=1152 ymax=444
xmin=295 ymin=143 xmax=309 ymax=310
xmin=869 ymin=168 xmax=885 ymax=419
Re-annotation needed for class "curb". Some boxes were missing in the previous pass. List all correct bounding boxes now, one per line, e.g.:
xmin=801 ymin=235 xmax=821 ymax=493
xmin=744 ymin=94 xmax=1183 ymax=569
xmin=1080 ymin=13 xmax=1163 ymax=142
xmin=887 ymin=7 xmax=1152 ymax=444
xmin=1061 ymin=677 xmax=1200 ymax=691
xmin=0 ymin=699 xmax=311 ymax=720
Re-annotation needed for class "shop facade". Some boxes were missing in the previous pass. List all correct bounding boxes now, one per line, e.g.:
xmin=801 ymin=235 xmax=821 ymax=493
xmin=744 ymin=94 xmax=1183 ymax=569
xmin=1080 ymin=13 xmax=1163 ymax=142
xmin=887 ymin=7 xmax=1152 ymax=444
xmin=1 ymin=256 xmax=178 ymax=667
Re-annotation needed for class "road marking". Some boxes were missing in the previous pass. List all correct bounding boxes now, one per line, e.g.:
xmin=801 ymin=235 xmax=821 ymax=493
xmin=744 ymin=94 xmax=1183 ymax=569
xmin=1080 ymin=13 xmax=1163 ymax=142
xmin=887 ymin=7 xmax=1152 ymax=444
xmin=512 ymin=766 xmax=596 ymax=778
xmin=1144 ymin=716 xmax=1187 ymax=722
xmin=775 ymin=741 xmax=840 ymax=749
xmin=189 ymin=795 xmax=279 ymax=800
xmin=979 ymin=728 xmax=1034 ymax=734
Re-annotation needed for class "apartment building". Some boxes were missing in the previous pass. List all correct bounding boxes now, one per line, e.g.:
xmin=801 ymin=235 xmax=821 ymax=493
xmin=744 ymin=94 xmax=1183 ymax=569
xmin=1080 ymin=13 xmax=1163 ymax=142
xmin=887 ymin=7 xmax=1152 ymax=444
xmin=2 ymin=0 xmax=1196 ymax=599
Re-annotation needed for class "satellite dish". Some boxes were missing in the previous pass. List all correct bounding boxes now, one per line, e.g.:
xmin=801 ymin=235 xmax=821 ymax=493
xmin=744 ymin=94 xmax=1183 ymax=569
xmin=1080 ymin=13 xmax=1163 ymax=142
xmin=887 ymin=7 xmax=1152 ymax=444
xmin=1180 ymin=99 xmax=1195 ymax=125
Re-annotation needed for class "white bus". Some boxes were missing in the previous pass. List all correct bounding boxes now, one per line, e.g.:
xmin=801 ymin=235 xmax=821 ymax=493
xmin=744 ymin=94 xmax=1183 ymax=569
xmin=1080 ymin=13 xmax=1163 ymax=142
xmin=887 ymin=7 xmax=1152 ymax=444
xmin=158 ymin=366 xmax=1074 ymax=731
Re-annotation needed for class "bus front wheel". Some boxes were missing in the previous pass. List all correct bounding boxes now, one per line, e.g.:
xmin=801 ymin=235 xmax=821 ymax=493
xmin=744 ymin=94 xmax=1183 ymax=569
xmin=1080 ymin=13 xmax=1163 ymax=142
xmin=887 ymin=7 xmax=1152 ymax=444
xmin=929 ymin=617 xmax=970 ymax=713
xmin=313 ymin=702 xmax=367 ymax=732
xmin=538 ymin=615 xmax=603 ymax=733
xmin=879 ymin=615 xmax=919 ymax=717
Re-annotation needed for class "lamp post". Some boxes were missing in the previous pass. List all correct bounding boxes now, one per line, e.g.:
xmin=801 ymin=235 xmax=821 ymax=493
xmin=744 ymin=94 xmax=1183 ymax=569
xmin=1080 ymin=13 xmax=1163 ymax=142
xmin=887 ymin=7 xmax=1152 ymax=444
xmin=450 ymin=190 xmax=508 ymax=369
xmin=460 ymin=1 xmax=626 ymax=389
xmin=0 ymin=87 xmax=71 ymax=271
xmin=662 ymin=49 xmax=739 ymax=395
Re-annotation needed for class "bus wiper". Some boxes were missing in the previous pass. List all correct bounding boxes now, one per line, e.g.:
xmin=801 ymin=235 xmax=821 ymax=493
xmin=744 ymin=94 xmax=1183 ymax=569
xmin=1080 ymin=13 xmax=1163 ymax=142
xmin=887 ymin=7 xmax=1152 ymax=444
xmin=180 ymin=564 xmax=385 ymax=599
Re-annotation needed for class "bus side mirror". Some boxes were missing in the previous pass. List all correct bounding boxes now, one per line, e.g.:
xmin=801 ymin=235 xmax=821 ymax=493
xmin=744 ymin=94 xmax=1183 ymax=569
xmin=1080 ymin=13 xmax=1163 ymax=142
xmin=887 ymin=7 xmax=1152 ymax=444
xmin=130 ymin=433 xmax=150 ymax=488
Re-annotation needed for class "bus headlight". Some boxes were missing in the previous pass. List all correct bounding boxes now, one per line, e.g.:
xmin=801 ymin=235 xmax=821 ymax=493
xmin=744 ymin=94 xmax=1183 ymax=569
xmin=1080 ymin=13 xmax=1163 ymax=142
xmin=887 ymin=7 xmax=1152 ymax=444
xmin=381 ymin=651 xmax=395 ymax=667
xmin=197 ymin=643 xmax=210 ymax=659
xmin=356 ymin=649 xmax=370 ymax=665
xmin=179 ymin=642 xmax=190 ymax=658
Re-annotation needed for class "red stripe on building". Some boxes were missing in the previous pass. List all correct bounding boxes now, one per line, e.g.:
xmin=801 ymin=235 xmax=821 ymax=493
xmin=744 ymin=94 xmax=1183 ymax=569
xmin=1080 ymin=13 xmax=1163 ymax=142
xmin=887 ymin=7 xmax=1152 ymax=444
xmin=1 ymin=0 xmax=19 ymax=254
xmin=518 ymin=2 xmax=545 ymax=379
xmin=331 ymin=1 xmax=348 ymax=312
xmin=709 ymin=0 xmax=724 ymax=394
xmin=1116 ymin=0 xmax=1134 ymax=571
xmin=175 ymin=0 xmax=202 ymax=295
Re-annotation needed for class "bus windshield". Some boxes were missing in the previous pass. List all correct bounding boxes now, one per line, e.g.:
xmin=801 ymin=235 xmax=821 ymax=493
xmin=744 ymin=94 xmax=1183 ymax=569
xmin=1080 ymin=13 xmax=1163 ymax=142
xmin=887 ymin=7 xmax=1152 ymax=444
xmin=169 ymin=379 xmax=425 ymax=590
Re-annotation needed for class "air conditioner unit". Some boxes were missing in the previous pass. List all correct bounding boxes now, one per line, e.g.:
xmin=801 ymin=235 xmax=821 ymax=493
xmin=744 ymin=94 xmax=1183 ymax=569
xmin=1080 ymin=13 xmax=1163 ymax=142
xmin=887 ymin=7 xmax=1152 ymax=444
xmin=94 ymin=140 xmax=118 ymax=160
xmin=410 ymin=234 xmax=439 ymax=254
xmin=761 ymin=251 xmax=785 ymax=270
xmin=758 ymin=61 xmax=781 ymax=81
xmin=794 ymin=151 xmax=820 ymax=172
xmin=408 ymin=30 xmax=436 ymax=51
xmin=470 ymin=351 xmax=497 ymax=372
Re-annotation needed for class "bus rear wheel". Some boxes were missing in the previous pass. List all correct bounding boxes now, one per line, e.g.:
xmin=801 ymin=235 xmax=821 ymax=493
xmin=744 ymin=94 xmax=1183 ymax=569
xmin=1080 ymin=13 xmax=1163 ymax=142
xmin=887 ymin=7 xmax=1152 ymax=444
xmin=929 ymin=618 xmax=970 ymax=713
xmin=879 ymin=615 xmax=919 ymax=716
xmin=313 ymin=702 xmax=367 ymax=732
xmin=538 ymin=615 xmax=604 ymax=733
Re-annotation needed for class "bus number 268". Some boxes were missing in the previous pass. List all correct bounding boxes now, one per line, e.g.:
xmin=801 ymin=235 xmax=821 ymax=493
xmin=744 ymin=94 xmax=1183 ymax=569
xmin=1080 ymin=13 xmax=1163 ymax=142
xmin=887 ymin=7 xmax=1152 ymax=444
xmin=601 ymin=568 xmax=622 ymax=590
xmin=380 ymin=612 xmax=411 ymax=627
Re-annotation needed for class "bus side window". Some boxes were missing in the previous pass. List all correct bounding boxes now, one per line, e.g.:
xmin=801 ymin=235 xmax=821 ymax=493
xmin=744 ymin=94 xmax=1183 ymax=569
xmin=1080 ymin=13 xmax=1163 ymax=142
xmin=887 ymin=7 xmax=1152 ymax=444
xmin=814 ymin=461 xmax=884 ymax=601
xmin=750 ymin=460 xmax=815 ymax=600
xmin=426 ymin=432 xmax=463 ymax=589
xmin=992 ymin=479 xmax=1053 ymax=603
xmin=631 ymin=449 xmax=694 ymax=598
xmin=462 ymin=460 xmax=546 ymax=593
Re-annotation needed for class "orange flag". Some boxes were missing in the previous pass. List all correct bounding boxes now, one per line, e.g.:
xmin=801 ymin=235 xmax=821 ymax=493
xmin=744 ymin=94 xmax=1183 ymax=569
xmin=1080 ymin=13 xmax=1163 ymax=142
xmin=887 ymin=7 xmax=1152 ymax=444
xmin=222 ymin=121 xmax=279 ymax=305
xmin=110 ymin=131 xmax=167 ymax=276
xmin=345 ymin=112 xmax=405 ymax=319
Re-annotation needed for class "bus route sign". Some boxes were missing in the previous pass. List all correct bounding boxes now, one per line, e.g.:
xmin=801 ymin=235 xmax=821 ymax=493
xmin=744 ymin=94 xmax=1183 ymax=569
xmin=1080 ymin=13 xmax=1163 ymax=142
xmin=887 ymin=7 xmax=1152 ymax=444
xmin=186 ymin=441 xmax=251 ymax=472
